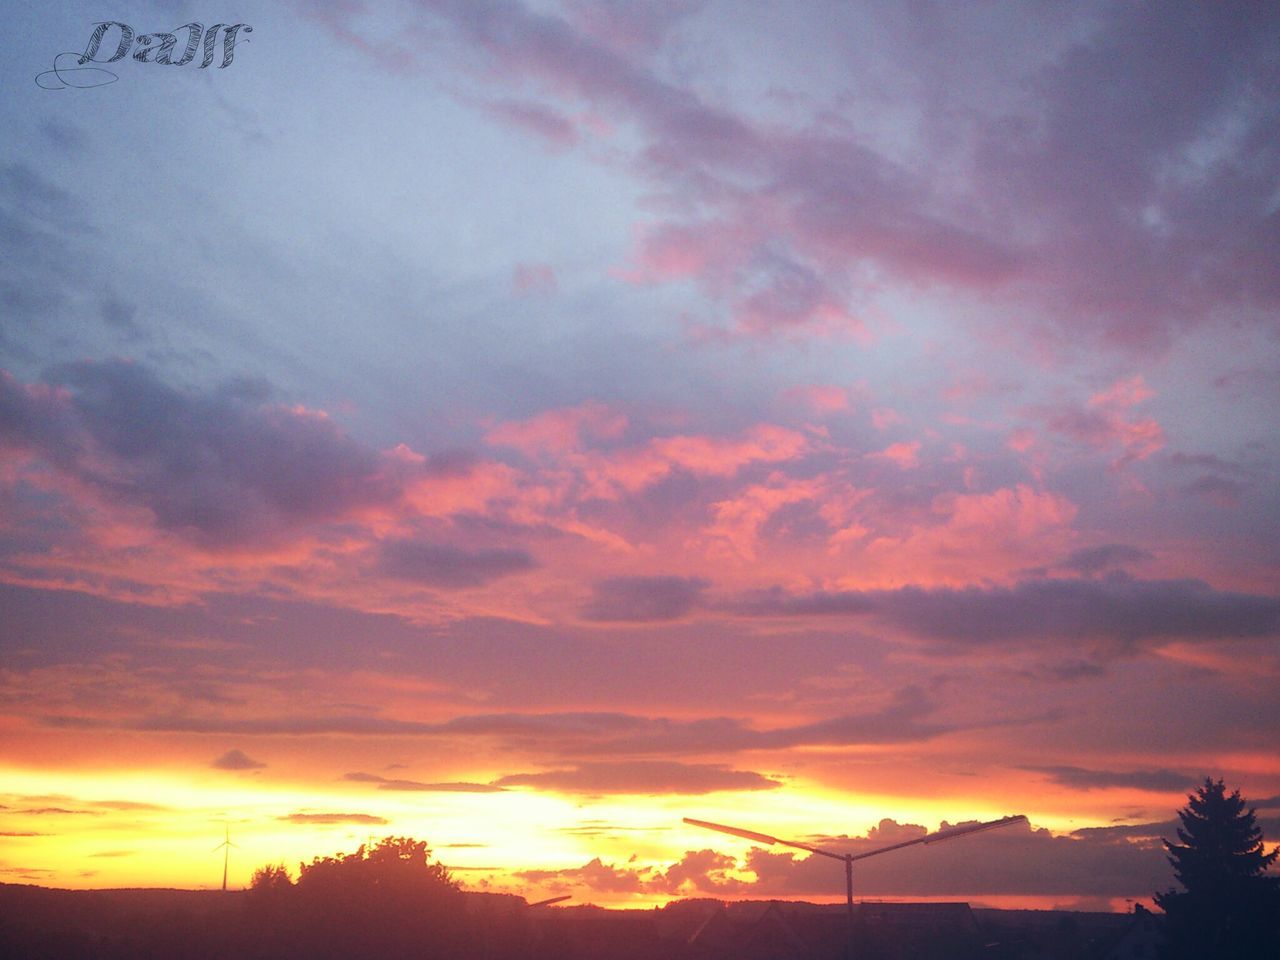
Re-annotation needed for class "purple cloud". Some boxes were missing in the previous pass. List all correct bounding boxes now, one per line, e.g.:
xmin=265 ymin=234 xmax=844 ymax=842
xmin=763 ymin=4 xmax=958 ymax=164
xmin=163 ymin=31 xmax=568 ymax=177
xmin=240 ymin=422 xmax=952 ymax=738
xmin=1058 ymin=544 xmax=1154 ymax=576
xmin=0 ymin=362 xmax=398 ymax=547
xmin=324 ymin=0 xmax=1280 ymax=346
xmin=376 ymin=538 xmax=537 ymax=587
xmin=725 ymin=576 xmax=1280 ymax=647
xmin=210 ymin=748 xmax=266 ymax=771
xmin=581 ymin=575 xmax=709 ymax=621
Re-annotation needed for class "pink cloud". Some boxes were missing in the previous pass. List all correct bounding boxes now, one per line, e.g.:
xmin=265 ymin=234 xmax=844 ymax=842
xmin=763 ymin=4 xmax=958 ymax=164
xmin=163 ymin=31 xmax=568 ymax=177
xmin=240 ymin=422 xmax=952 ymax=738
xmin=860 ymin=485 xmax=1078 ymax=586
xmin=1090 ymin=376 xmax=1154 ymax=410
xmin=650 ymin=424 xmax=808 ymax=476
xmin=401 ymin=458 xmax=520 ymax=518
xmin=783 ymin=385 xmax=850 ymax=415
xmin=868 ymin=441 xmax=921 ymax=469
xmin=704 ymin=476 xmax=823 ymax=561
xmin=620 ymin=218 xmax=756 ymax=287
xmin=567 ymin=423 xmax=811 ymax=500
xmin=871 ymin=407 xmax=903 ymax=431
xmin=1035 ymin=376 xmax=1164 ymax=467
xmin=512 ymin=261 xmax=559 ymax=295
xmin=485 ymin=401 xmax=628 ymax=457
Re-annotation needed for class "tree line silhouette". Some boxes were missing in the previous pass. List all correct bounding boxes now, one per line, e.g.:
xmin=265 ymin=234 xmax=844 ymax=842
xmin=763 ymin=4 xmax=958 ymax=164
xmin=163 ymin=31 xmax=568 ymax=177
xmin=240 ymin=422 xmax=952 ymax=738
xmin=240 ymin=836 xmax=499 ymax=959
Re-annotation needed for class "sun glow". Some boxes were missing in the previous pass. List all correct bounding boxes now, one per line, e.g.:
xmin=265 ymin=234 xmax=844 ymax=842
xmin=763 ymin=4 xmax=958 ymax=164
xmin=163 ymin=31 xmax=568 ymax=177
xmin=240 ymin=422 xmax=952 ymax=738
xmin=2 ymin=762 xmax=1121 ymax=905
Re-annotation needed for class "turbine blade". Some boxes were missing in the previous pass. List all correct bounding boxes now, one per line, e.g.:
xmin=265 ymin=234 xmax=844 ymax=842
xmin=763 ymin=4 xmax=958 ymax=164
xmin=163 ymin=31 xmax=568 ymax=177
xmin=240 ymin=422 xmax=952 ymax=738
xmin=529 ymin=895 xmax=572 ymax=907
xmin=683 ymin=817 xmax=844 ymax=860
xmin=849 ymin=814 xmax=1028 ymax=863
xmin=684 ymin=817 xmax=779 ymax=846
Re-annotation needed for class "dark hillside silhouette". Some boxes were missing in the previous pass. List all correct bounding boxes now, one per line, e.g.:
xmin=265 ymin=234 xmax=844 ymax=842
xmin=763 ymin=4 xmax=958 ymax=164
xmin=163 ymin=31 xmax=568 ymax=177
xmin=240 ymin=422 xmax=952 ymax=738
xmin=0 ymin=880 xmax=1156 ymax=960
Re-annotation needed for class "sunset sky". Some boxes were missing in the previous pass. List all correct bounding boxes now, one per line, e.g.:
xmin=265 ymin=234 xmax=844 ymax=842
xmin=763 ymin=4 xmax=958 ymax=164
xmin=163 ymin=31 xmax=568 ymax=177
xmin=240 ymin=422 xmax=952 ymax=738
xmin=2 ymin=1 xmax=1278 ymax=912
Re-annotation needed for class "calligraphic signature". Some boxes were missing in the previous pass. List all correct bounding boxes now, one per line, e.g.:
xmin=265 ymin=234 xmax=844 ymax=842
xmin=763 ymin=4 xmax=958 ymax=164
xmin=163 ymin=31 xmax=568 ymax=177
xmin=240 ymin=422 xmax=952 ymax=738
xmin=37 ymin=21 xmax=252 ymax=90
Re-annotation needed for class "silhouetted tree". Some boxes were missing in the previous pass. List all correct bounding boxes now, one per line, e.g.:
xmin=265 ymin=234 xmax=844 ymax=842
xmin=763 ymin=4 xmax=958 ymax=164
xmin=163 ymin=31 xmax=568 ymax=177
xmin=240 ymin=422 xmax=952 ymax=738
xmin=249 ymin=863 xmax=293 ymax=893
xmin=289 ymin=836 xmax=470 ymax=959
xmin=298 ymin=836 xmax=452 ymax=891
xmin=1154 ymin=778 xmax=1280 ymax=959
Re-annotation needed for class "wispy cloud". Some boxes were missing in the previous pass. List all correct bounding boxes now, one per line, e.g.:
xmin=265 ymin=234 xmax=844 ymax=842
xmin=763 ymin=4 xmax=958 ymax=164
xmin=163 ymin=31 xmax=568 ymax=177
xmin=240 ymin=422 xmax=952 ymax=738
xmin=279 ymin=813 xmax=389 ymax=825
xmin=493 ymin=761 xmax=783 ymax=795
xmin=1022 ymin=766 xmax=1198 ymax=792
xmin=342 ymin=772 xmax=505 ymax=793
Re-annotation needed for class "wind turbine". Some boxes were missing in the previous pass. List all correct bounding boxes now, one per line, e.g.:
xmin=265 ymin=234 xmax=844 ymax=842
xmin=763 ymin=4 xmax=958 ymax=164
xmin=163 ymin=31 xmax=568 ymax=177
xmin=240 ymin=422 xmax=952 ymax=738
xmin=684 ymin=812 xmax=1027 ymax=959
xmin=212 ymin=822 xmax=238 ymax=891
xmin=528 ymin=895 xmax=572 ymax=907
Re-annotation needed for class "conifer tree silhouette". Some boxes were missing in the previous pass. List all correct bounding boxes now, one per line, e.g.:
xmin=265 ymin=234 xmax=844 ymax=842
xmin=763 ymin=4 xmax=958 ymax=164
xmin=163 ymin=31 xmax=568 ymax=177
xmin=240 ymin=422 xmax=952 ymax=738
xmin=1154 ymin=778 xmax=1280 ymax=959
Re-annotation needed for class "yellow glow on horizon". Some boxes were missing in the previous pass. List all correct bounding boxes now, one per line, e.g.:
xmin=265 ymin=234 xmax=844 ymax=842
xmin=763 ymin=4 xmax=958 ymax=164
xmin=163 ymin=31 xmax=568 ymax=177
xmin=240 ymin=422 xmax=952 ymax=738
xmin=1 ymin=764 xmax=1123 ymax=901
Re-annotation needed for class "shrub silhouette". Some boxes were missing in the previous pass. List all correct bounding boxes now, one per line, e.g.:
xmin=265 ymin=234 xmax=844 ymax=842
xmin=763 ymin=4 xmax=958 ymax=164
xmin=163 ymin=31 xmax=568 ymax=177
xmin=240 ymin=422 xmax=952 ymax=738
xmin=249 ymin=863 xmax=293 ymax=896
xmin=1154 ymin=778 xmax=1280 ymax=959
xmin=244 ymin=836 xmax=471 ymax=960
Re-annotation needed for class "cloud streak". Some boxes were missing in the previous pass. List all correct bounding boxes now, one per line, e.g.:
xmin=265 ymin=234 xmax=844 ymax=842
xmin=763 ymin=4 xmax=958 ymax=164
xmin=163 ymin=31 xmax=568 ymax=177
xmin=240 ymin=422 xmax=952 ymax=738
xmin=493 ymin=761 xmax=783 ymax=795
xmin=727 ymin=576 xmax=1280 ymax=648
